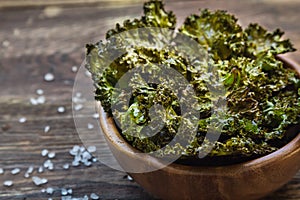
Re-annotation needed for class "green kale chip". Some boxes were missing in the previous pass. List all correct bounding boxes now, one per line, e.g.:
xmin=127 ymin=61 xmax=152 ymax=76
xmin=106 ymin=0 xmax=176 ymax=39
xmin=86 ymin=0 xmax=299 ymax=165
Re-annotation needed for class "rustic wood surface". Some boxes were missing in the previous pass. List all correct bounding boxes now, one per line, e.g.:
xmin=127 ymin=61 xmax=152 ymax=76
xmin=0 ymin=0 xmax=299 ymax=199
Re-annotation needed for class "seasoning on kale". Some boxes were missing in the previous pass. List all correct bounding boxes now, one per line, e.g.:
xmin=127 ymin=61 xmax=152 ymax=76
xmin=86 ymin=0 xmax=299 ymax=164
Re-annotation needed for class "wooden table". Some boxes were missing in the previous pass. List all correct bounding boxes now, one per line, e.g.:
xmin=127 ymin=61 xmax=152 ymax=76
xmin=0 ymin=0 xmax=299 ymax=199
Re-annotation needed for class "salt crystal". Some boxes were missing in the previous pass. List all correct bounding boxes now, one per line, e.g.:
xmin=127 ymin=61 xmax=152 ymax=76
xmin=87 ymin=123 xmax=94 ymax=130
xmin=85 ymin=70 xmax=92 ymax=77
xmin=87 ymin=146 xmax=96 ymax=153
xmin=0 ymin=168 xmax=4 ymax=174
xmin=48 ymin=152 xmax=56 ymax=159
xmin=126 ymin=175 xmax=133 ymax=181
xmin=83 ymin=161 xmax=92 ymax=167
xmin=46 ymin=187 xmax=54 ymax=194
xmin=32 ymin=176 xmax=48 ymax=186
xmin=41 ymin=188 xmax=46 ymax=193
xmin=13 ymin=29 xmax=20 ymax=36
xmin=3 ymin=180 xmax=13 ymax=187
xmin=25 ymin=166 xmax=34 ymax=177
xmin=44 ymin=126 xmax=50 ymax=133
xmin=2 ymin=40 xmax=10 ymax=47
xmin=71 ymin=66 xmax=78 ymax=72
xmin=30 ymin=98 xmax=38 ymax=105
xmin=43 ymin=160 xmax=53 ymax=169
xmin=90 ymin=193 xmax=100 ymax=200
xmin=74 ymin=104 xmax=83 ymax=111
xmin=48 ymin=198 xmax=53 ymax=200
xmin=48 ymin=164 xmax=54 ymax=171
xmin=75 ymin=92 xmax=82 ymax=98
xmin=63 ymin=80 xmax=72 ymax=85
xmin=57 ymin=106 xmax=65 ymax=113
xmin=61 ymin=188 xmax=68 ymax=196
xmin=79 ymin=147 xmax=85 ymax=153
xmin=38 ymin=166 xmax=44 ymax=173
xmin=19 ymin=117 xmax=27 ymax=123
xmin=92 ymin=158 xmax=97 ymax=163
xmin=69 ymin=145 xmax=80 ymax=156
xmin=72 ymin=160 xmax=80 ymax=167
xmin=11 ymin=168 xmax=20 ymax=175
xmin=41 ymin=149 xmax=49 ymax=157
xmin=36 ymin=96 xmax=46 ymax=104
xmin=36 ymin=89 xmax=44 ymax=95
xmin=44 ymin=73 xmax=55 ymax=82
xmin=27 ymin=166 xmax=34 ymax=174
xmin=67 ymin=188 xmax=73 ymax=194
xmin=92 ymin=113 xmax=99 ymax=119
xmin=82 ymin=151 xmax=92 ymax=160
xmin=63 ymin=163 xmax=70 ymax=170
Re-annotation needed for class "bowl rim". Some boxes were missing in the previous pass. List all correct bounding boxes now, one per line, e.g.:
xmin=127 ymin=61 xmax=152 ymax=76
xmin=98 ymin=54 xmax=300 ymax=175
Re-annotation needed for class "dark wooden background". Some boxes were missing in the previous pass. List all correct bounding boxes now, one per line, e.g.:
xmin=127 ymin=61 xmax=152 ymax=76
xmin=0 ymin=0 xmax=299 ymax=199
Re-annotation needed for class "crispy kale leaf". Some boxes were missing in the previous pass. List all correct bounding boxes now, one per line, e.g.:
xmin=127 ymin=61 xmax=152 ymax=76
xmin=86 ymin=0 xmax=299 ymax=163
xmin=179 ymin=9 xmax=245 ymax=60
xmin=106 ymin=0 xmax=176 ymax=39
xmin=245 ymin=23 xmax=296 ymax=58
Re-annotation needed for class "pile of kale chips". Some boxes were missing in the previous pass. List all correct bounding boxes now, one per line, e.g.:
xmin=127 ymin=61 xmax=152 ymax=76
xmin=86 ymin=0 xmax=300 ymax=165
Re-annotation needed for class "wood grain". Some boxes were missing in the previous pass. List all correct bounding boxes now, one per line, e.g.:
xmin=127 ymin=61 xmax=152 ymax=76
xmin=0 ymin=0 xmax=299 ymax=199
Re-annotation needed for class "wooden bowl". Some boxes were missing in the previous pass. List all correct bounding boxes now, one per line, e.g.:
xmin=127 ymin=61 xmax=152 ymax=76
xmin=97 ymin=55 xmax=300 ymax=200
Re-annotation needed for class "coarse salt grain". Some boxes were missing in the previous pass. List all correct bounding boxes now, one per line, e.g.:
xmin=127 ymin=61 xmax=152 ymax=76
xmin=87 ymin=123 xmax=94 ymax=130
xmin=19 ymin=117 xmax=27 ymax=123
xmin=27 ymin=166 xmax=34 ymax=174
xmin=13 ymin=28 xmax=20 ymax=36
xmin=67 ymin=188 xmax=73 ymax=194
xmin=30 ymin=96 xmax=46 ymax=105
xmin=2 ymin=40 xmax=10 ymax=47
xmin=36 ymin=96 xmax=46 ymax=104
xmin=32 ymin=176 xmax=48 ymax=186
xmin=69 ymin=145 xmax=80 ymax=156
xmin=36 ymin=89 xmax=44 ymax=95
xmin=90 ymin=193 xmax=100 ymax=200
xmin=57 ymin=106 xmax=65 ymax=113
xmin=44 ymin=126 xmax=50 ymax=133
xmin=46 ymin=187 xmax=54 ymax=194
xmin=126 ymin=175 xmax=133 ymax=181
xmin=30 ymin=98 xmax=38 ymax=105
xmin=3 ymin=180 xmax=13 ymax=187
xmin=83 ymin=161 xmax=92 ymax=167
xmin=0 ymin=168 xmax=4 ymax=174
xmin=43 ymin=160 xmax=54 ymax=170
xmin=87 ymin=146 xmax=96 ymax=153
xmin=71 ymin=66 xmax=78 ymax=72
xmin=41 ymin=149 xmax=49 ymax=157
xmin=75 ymin=92 xmax=82 ymax=98
xmin=48 ymin=152 xmax=56 ymax=159
xmin=38 ymin=166 xmax=44 ymax=173
xmin=92 ymin=113 xmax=99 ymax=119
xmin=85 ymin=70 xmax=92 ymax=77
xmin=11 ymin=168 xmax=21 ymax=175
xmin=72 ymin=160 xmax=80 ymax=167
xmin=61 ymin=188 xmax=68 ymax=196
xmin=74 ymin=104 xmax=83 ymax=111
xmin=63 ymin=163 xmax=70 ymax=170
xmin=44 ymin=73 xmax=55 ymax=82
